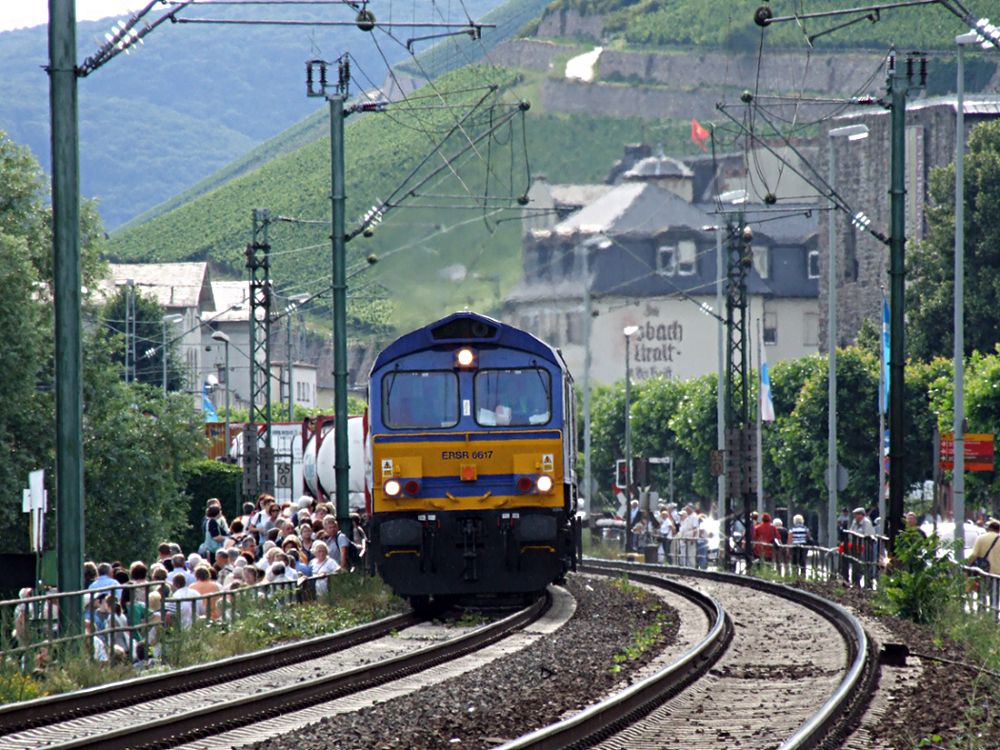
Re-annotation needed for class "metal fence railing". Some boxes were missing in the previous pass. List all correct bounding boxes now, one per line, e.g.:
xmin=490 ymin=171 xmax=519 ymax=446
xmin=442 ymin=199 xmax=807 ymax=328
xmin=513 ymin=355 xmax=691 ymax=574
xmin=1 ymin=571 xmax=342 ymax=670
xmin=591 ymin=522 xmax=1000 ymax=623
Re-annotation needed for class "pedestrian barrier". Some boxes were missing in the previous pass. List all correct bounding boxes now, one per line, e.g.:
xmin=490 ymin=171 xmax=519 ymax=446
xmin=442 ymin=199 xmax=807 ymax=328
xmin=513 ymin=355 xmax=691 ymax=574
xmin=0 ymin=572 xmax=342 ymax=670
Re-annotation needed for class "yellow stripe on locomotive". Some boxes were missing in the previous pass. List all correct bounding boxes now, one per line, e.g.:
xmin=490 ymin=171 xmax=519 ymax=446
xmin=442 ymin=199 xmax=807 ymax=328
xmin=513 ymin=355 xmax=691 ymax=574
xmin=372 ymin=433 xmax=564 ymax=512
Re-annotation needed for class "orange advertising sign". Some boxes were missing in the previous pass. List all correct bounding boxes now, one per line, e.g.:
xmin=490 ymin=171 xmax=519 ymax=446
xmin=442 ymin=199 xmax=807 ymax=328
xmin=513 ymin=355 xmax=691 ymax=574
xmin=940 ymin=433 xmax=994 ymax=471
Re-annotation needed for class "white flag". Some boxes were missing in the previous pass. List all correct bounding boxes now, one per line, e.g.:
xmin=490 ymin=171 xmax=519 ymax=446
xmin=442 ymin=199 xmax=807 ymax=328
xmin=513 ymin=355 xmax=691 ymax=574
xmin=760 ymin=346 xmax=775 ymax=422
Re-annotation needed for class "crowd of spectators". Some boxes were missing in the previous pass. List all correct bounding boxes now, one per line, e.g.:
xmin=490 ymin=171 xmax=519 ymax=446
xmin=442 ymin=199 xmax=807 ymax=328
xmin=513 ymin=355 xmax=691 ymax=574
xmin=628 ymin=498 xmax=711 ymax=568
xmin=41 ymin=493 xmax=366 ymax=669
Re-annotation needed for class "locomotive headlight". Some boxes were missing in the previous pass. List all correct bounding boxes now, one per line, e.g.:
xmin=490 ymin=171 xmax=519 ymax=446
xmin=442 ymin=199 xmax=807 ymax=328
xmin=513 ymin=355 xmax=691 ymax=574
xmin=536 ymin=475 xmax=554 ymax=493
xmin=456 ymin=348 xmax=475 ymax=367
xmin=384 ymin=479 xmax=402 ymax=497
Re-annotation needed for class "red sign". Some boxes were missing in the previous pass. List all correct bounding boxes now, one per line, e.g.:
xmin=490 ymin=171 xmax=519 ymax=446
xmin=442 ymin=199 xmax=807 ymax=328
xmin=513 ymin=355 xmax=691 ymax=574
xmin=940 ymin=433 xmax=994 ymax=471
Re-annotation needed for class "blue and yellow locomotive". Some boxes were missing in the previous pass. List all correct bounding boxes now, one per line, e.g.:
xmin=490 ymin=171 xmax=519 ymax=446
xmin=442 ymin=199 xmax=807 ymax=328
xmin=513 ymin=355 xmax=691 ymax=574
xmin=367 ymin=311 xmax=579 ymax=606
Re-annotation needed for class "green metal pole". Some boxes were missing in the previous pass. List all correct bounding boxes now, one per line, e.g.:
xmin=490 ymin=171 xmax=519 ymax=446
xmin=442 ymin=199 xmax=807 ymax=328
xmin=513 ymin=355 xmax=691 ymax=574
xmin=887 ymin=61 xmax=908 ymax=557
xmin=330 ymin=94 xmax=350 ymax=529
xmin=49 ymin=0 xmax=84 ymax=634
xmin=287 ymin=308 xmax=294 ymax=421
xmin=624 ymin=330 xmax=633 ymax=553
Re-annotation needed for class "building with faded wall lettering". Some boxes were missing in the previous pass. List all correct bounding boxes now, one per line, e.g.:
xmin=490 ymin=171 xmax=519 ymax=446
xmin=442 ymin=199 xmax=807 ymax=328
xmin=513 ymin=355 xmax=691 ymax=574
xmin=503 ymin=153 xmax=822 ymax=385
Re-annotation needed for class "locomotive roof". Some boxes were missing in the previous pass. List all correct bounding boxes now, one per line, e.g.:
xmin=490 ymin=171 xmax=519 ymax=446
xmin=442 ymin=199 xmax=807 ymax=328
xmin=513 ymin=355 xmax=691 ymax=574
xmin=372 ymin=311 xmax=562 ymax=372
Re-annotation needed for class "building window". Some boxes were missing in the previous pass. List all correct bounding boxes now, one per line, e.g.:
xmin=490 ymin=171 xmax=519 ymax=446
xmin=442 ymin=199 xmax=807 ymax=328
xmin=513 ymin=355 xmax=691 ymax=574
xmin=678 ymin=240 xmax=697 ymax=276
xmin=753 ymin=246 xmax=769 ymax=279
xmin=566 ymin=311 xmax=584 ymax=345
xmin=807 ymin=250 xmax=820 ymax=279
xmin=657 ymin=245 xmax=677 ymax=276
xmin=763 ymin=312 xmax=777 ymax=345
xmin=560 ymin=243 xmax=576 ymax=280
xmin=803 ymin=312 xmax=820 ymax=347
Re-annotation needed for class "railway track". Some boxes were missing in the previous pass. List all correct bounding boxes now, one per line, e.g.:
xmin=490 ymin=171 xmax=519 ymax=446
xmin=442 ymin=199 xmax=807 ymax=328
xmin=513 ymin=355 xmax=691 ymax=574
xmin=0 ymin=610 xmax=420 ymax=735
xmin=502 ymin=560 xmax=874 ymax=750
xmin=1 ymin=566 xmax=875 ymax=750
xmin=0 ymin=595 xmax=549 ymax=750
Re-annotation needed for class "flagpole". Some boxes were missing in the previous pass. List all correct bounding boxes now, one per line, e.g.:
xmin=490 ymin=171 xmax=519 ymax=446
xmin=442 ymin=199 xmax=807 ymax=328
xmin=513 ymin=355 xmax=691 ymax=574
xmin=880 ymin=293 xmax=888 ymax=534
xmin=879 ymin=327 xmax=886 ymax=533
xmin=756 ymin=318 xmax=763 ymax=518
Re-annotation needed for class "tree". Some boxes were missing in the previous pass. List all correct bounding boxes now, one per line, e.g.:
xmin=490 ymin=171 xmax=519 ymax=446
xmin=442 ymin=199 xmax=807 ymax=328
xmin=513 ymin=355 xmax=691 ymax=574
xmin=908 ymin=120 xmax=1000 ymax=361
xmin=0 ymin=130 xmax=204 ymax=559
xmin=100 ymin=286 xmax=185 ymax=391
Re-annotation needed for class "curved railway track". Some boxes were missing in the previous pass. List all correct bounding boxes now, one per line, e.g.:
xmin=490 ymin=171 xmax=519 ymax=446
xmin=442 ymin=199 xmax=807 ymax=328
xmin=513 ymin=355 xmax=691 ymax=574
xmin=0 ymin=595 xmax=549 ymax=750
xmin=515 ymin=560 xmax=875 ymax=750
xmin=0 ymin=565 xmax=875 ymax=750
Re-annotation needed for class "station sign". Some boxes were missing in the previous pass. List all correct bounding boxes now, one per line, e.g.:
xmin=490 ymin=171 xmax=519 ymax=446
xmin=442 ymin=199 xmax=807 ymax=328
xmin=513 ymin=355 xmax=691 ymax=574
xmin=939 ymin=433 xmax=994 ymax=471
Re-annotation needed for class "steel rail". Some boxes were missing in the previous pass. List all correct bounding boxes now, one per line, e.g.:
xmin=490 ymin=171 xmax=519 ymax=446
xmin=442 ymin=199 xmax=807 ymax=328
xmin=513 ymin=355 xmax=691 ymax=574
xmin=494 ymin=563 xmax=733 ymax=750
xmin=0 ymin=610 xmax=420 ymax=735
xmin=579 ymin=560 xmax=875 ymax=750
xmin=30 ymin=593 xmax=549 ymax=750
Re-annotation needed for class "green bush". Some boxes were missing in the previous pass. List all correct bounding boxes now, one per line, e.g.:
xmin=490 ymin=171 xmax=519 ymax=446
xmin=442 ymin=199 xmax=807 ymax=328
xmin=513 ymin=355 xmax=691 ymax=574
xmin=875 ymin=529 xmax=961 ymax=625
xmin=0 ymin=669 xmax=46 ymax=704
xmin=182 ymin=460 xmax=242 ymax=553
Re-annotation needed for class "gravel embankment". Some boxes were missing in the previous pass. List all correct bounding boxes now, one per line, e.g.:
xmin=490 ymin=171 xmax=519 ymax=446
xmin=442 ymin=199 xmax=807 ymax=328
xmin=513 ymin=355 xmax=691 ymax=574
xmin=250 ymin=574 xmax=679 ymax=750
xmin=794 ymin=580 xmax=1000 ymax=749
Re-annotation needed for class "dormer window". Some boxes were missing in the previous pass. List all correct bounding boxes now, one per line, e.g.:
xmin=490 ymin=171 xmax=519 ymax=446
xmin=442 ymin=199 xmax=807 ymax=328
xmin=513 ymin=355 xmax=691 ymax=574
xmin=808 ymin=250 xmax=820 ymax=279
xmin=678 ymin=240 xmax=697 ymax=276
xmin=752 ymin=246 xmax=769 ymax=279
xmin=657 ymin=245 xmax=677 ymax=276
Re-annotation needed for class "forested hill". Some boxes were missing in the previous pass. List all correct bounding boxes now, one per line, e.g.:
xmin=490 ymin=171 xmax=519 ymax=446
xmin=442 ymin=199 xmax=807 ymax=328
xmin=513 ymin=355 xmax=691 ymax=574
xmin=0 ymin=0 xmax=510 ymax=230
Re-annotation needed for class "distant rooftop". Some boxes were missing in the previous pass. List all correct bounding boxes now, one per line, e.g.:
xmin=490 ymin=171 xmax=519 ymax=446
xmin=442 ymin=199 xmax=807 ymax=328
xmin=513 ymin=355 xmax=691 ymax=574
xmin=101 ymin=262 xmax=214 ymax=311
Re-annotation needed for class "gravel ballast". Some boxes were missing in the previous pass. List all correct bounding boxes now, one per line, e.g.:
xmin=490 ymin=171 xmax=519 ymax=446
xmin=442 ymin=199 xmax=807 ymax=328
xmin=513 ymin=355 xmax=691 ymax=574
xmin=248 ymin=574 xmax=679 ymax=750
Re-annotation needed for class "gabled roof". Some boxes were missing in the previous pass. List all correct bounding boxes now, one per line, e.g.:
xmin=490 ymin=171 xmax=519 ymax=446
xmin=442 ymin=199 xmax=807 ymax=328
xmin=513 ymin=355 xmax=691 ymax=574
xmin=210 ymin=281 xmax=252 ymax=323
xmin=555 ymin=182 xmax=710 ymax=237
xmin=546 ymin=184 xmax=613 ymax=208
xmin=103 ymin=263 xmax=215 ymax=311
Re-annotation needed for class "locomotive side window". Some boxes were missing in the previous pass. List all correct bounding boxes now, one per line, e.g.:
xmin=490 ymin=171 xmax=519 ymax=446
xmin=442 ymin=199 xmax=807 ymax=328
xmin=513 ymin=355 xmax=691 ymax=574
xmin=383 ymin=371 xmax=459 ymax=429
xmin=474 ymin=368 xmax=551 ymax=427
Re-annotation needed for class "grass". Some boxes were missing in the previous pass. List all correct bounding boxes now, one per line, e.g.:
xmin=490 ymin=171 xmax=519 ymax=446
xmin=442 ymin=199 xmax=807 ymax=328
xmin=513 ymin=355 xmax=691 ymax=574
xmin=606 ymin=574 xmax=664 ymax=673
xmin=0 ymin=575 xmax=406 ymax=704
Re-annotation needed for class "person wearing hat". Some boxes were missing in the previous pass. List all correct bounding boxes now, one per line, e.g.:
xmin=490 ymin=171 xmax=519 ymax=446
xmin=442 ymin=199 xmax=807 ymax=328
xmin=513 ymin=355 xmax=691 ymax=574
xmin=968 ymin=518 xmax=1000 ymax=573
xmin=849 ymin=507 xmax=875 ymax=536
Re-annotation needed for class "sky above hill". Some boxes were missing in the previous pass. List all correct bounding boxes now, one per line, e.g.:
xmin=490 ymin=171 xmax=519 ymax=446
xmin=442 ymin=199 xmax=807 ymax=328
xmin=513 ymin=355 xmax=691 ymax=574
xmin=0 ymin=1 xmax=139 ymax=33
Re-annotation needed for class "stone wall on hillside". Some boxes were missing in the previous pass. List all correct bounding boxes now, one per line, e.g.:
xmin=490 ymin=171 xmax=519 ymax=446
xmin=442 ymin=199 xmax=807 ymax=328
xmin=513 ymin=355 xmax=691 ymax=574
xmin=485 ymin=39 xmax=567 ymax=71
xmin=536 ymin=9 xmax=603 ymax=41
xmin=541 ymin=78 xmax=849 ymax=122
xmin=541 ymin=78 xmax=722 ymax=121
xmin=599 ymin=50 xmax=888 ymax=95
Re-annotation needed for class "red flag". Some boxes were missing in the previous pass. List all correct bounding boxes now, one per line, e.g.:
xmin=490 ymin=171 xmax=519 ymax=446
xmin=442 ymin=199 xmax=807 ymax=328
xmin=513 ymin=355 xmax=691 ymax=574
xmin=691 ymin=118 xmax=709 ymax=152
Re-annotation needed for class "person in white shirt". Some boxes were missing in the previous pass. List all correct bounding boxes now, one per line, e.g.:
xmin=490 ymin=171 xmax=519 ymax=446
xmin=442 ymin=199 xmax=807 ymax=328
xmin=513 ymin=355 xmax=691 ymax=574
xmin=310 ymin=541 xmax=340 ymax=597
xmin=658 ymin=509 xmax=676 ymax=563
xmin=169 ymin=572 xmax=197 ymax=630
xmin=679 ymin=504 xmax=701 ymax=568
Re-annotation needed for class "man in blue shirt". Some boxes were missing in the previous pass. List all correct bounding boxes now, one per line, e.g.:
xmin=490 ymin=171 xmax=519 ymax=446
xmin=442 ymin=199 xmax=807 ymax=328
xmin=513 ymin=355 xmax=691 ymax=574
xmin=88 ymin=563 xmax=120 ymax=598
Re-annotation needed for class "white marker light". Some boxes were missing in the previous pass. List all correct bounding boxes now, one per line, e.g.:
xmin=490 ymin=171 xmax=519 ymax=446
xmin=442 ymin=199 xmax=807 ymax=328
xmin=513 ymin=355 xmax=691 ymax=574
xmin=384 ymin=479 xmax=401 ymax=497
xmin=536 ymin=475 xmax=554 ymax=493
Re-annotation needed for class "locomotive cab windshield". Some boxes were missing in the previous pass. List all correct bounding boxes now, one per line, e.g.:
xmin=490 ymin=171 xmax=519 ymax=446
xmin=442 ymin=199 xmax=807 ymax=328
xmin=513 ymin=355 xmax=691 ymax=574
xmin=475 ymin=368 xmax=551 ymax=427
xmin=382 ymin=370 xmax=459 ymax=429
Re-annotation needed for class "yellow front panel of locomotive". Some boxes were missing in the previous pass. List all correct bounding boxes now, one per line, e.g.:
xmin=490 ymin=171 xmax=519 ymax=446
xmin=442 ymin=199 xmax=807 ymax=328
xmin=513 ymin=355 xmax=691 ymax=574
xmin=372 ymin=432 xmax=564 ymax=512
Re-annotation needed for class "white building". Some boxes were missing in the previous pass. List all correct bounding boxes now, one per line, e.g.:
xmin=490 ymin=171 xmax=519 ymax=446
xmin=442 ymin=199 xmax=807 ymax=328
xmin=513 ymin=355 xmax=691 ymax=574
xmin=505 ymin=164 xmax=822 ymax=386
xmin=205 ymin=280 xmax=254 ymax=412
xmin=102 ymin=262 xmax=216 ymax=407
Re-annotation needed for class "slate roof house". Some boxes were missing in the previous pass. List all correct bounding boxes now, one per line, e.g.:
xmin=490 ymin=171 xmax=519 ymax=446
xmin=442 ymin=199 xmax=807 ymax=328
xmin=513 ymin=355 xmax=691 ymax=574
xmin=505 ymin=166 xmax=821 ymax=385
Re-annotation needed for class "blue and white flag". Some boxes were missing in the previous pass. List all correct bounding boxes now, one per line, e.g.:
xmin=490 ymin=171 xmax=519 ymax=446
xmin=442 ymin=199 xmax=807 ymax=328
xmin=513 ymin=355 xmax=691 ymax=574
xmin=203 ymin=385 xmax=219 ymax=422
xmin=760 ymin=344 xmax=775 ymax=422
xmin=881 ymin=295 xmax=890 ymax=414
